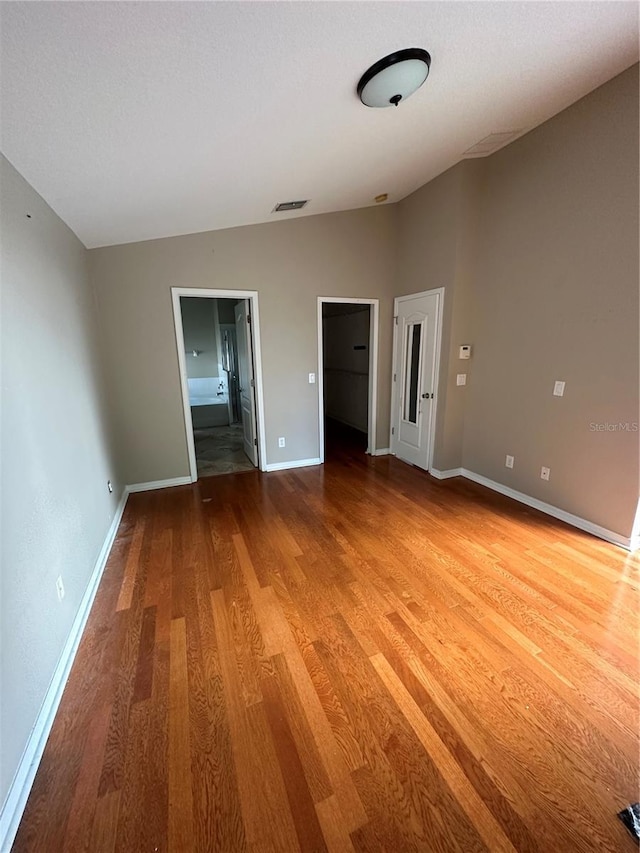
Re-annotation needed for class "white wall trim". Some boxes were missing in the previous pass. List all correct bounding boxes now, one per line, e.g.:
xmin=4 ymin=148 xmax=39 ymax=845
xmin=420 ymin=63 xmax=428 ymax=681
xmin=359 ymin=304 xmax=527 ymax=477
xmin=264 ymin=458 xmax=321 ymax=473
xmin=317 ymin=297 xmax=379 ymax=463
xmin=390 ymin=288 xmax=445 ymax=472
xmin=171 ymin=287 xmax=268 ymax=477
xmin=126 ymin=476 xmax=192 ymax=494
xmin=456 ymin=468 xmax=631 ymax=550
xmin=0 ymin=489 xmax=129 ymax=853
xmin=430 ymin=467 xmax=463 ymax=479
xmin=629 ymin=497 xmax=640 ymax=552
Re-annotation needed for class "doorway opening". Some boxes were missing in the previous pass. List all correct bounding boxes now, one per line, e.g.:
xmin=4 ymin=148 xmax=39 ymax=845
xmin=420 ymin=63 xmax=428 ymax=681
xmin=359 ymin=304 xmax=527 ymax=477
xmin=390 ymin=289 xmax=444 ymax=472
xmin=171 ymin=288 xmax=266 ymax=480
xmin=317 ymin=297 xmax=379 ymax=462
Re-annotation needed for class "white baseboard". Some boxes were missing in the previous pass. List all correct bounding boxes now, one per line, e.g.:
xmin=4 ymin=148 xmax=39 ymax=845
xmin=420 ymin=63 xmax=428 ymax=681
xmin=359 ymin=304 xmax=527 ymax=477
xmin=126 ymin=476 xmax=192 ymax=493
xmin=0 ymin=489 xmax=129 ymax=853
xmin=430 ymin=467 xmax=463 ymax=479
xmin=264 ymin=458 xmax=321 ymax=472
xmin=370 ymin=447 xmax=391 ymax=457
xmin=458 ymin=468 xmax=631 ymax=550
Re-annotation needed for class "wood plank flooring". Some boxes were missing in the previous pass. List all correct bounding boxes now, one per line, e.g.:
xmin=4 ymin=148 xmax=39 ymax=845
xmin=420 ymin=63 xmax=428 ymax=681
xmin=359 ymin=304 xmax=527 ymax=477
xmin=12 ymin=440 xmax=640 ymax=852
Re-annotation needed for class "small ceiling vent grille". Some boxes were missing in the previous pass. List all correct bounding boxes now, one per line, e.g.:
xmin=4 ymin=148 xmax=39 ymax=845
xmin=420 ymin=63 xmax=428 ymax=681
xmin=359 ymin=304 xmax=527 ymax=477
xmin=274 ymin=200 xmax=308 ymax=212
xmin=463 ymin=130 xmax=523 ymax=158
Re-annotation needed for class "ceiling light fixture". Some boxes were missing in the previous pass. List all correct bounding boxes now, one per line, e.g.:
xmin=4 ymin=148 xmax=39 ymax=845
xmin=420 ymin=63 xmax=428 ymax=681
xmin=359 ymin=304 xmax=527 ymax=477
xmin=357 ymin=48 xmax=431 ymax=108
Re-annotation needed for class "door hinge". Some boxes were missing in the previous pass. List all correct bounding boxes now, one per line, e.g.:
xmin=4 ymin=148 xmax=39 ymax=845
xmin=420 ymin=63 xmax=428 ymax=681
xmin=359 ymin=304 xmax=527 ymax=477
xmin=247 ymin=314 xmax=251 ymax=324
xmin=394 ymin=316 xmax=398 ymax=325
xmin=250 ymin=378 xmax=255 ymax=387
xmin=393 ymin=373 xmax=396 ymax=382
xmin=254 ymin=438 xmax=258 ymax=446
xmin=391 ymin=427 xmax=395 ymax=435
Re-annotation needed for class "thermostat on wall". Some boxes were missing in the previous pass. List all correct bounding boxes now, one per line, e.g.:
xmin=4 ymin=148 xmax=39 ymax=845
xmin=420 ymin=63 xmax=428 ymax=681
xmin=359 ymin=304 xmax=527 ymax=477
xmin=459 ymin=345 xmax=472 ymax=359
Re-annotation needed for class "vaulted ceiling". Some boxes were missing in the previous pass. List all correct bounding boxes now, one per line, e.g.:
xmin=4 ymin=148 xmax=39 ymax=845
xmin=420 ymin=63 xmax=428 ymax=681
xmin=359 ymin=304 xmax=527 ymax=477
xmin=1 ymin=1 xmax=637 ymax=248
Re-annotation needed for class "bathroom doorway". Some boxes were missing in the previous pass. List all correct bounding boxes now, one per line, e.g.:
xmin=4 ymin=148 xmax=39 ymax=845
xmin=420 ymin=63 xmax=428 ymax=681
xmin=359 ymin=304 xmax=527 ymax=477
xmin=171 ymin=288 xmax=266 ymax=479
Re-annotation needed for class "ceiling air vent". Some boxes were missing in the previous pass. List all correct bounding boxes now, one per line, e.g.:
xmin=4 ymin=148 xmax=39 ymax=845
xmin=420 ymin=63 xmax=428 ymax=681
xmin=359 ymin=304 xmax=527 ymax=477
xmin=463 ymin=130 xmax=523 ymax=158
xmin=274 ymin=200 xmax=308 ymax=212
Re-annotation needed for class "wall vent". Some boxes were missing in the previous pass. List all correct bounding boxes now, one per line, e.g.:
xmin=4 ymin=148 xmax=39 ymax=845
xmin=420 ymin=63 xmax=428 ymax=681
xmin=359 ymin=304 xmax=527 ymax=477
xmin=274 ymin=200 xmax=308 ymax=212
xmin=463 ymin=130 xmax=523 ymax=158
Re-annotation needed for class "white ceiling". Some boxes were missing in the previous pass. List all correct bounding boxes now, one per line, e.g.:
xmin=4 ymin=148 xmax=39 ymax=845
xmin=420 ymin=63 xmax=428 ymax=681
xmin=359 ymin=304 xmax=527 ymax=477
xmin=1 ymin=1 xmax=637 ymax=248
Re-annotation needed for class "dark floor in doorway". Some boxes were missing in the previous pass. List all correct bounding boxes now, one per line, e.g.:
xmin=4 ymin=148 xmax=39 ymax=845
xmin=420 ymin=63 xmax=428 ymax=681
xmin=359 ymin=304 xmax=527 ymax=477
xmin=324 ymin=417 xmax=368 ymax=460
xmin=194 ymin=424 xmax=255 ymax=477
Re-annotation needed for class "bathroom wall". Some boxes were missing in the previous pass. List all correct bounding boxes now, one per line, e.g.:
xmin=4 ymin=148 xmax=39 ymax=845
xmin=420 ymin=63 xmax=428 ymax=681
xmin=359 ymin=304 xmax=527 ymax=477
xmin=180 ymin=296 xmax=221 ymax=380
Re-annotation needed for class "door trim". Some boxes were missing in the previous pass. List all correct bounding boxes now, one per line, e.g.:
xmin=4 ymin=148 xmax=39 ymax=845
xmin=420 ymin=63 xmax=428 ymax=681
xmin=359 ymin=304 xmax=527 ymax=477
xmin=171 ymin=287 xmax=268 ymax=479
xmin=317 ymin=297 xmax=379 ymax=463
xmin=390 ymin=288 xmax=444 ymax=471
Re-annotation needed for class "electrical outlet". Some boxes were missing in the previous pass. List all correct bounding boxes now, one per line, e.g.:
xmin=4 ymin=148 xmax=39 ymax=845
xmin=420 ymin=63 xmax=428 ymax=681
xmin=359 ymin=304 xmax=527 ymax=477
xmin=56 ymin=575 xmax=65 ymax=601
xmin=505 ymin=455 xmax=514 ymax=469
xmin=107 ymin=479 xmax=113 ymax=493
xmin=540 ymin=466 xmax=550 ymax=481
xmin=278 ymin=437 xmax=286 ymax=448
xmin=553 ymin=381 xmax=565 ymax=397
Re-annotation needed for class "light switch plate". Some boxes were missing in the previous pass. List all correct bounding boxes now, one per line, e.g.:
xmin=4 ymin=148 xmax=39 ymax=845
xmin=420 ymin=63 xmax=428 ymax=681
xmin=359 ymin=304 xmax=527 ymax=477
xmin=540 ymin=466 xmax=550 ymax=481
xmin=309 ymin=373 xmax=316 ymax=384
xmin=456 ymin=374 xmax=467 ymax=386
xmin=505 ymin=455 xmax=514 ymax=469
xmin=553 ymin=380 xmax=565 ymax=397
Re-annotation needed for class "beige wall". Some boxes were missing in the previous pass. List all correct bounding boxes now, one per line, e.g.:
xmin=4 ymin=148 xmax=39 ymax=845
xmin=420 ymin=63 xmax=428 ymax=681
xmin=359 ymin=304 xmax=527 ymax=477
xmin=463 ymin=64 xmax=639 ymax=536
xmin=0 ymin=156 xmax=121 ymax=808
xmin=396 ymin=65 xmax=638 ymax=536
xmin=89 ymin=207 xmax=397 ymax=483
xmin=396 ymin=160 xmax=483 ymax=471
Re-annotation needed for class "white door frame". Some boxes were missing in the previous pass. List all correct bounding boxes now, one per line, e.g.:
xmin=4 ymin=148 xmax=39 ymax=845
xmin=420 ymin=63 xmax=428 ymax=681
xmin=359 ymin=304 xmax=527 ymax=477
xmin=171 ymin=287 xmax=268 ymax=479
xmin=317 ymin=297 xmax=379 ymax=462
xmin=390 ymin=288 xmax=444 ymax=471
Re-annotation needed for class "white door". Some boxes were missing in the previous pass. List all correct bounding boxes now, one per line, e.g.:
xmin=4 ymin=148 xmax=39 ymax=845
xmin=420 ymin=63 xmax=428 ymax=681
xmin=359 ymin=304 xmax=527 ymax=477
xmin=234 ymin=300 xmax=259 ymax=467
xmin=392 ymin=292 xmax=440 ymax=471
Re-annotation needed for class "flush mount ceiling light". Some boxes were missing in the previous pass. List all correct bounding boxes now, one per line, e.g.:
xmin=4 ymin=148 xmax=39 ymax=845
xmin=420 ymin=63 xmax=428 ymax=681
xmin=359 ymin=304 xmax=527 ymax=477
xmin=357 ymin=48 xmax=431 ymax=108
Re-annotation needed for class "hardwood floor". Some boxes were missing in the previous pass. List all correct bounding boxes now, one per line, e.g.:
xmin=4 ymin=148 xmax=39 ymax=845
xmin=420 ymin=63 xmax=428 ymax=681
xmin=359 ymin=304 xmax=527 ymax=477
xmin=13 ymin=443 xmax=639 ymax=852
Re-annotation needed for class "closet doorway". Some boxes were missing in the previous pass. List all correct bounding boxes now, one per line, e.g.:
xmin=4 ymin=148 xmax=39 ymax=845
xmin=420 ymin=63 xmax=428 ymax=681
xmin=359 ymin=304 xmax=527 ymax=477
xmin=317 ymin=297 xmax=379 ymax=461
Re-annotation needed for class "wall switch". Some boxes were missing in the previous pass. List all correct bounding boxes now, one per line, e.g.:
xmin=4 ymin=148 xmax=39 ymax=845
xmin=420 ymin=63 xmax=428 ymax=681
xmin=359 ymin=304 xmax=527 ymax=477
xmin=553 ymin=380 xmax=565 ymax=397
xmin=505 ymin=455 xmax=514 ymax=469
xmin=459 ymin=345 xmax=471 ymax=359
xmin=56 ymin=575 xmax=65 ymax=601
xmin=308 ymin=373 xmax=316 ymax=384
xmin=456 ymin=374 xmax=467 ymax=386
xmin=540 ymin=466 xmax=550 ymax=481
xmin=278 ymin=437 xmax=286 ymax=448
xmin=107 ymin=479 xmax=113 ymax=493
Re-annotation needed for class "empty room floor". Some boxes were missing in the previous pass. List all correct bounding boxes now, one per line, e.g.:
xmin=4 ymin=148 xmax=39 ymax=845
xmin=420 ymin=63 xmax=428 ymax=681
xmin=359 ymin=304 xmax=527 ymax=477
xmin=13 ymin=453 xmax=639 ymax=852
xmin=194 ymin=423 xmax=255 ymax=477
